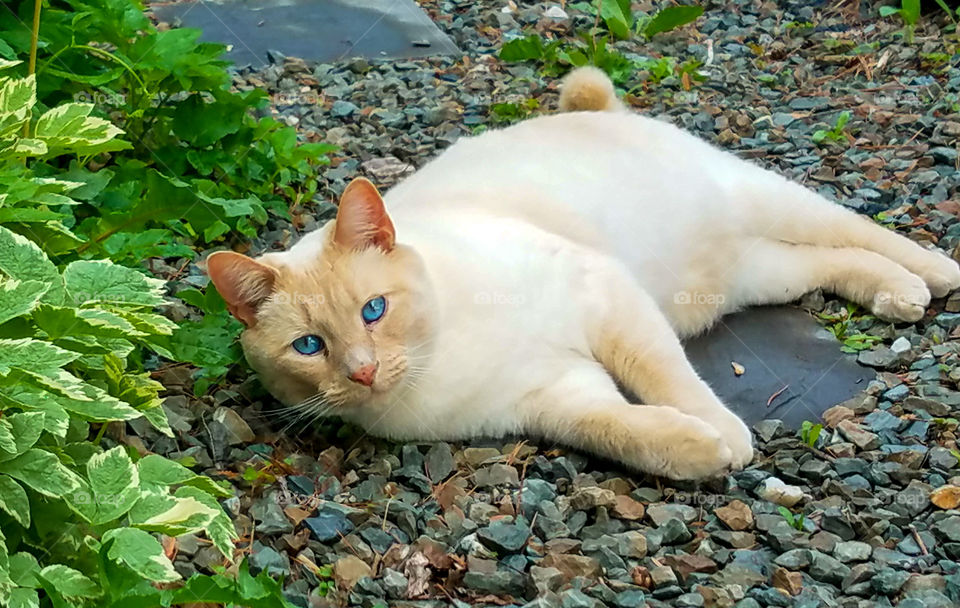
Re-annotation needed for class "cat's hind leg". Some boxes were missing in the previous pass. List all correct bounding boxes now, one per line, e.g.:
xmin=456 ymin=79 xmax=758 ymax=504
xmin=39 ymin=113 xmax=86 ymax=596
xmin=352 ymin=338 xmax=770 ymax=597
xmin=729 ymin=162 xmax=960 ymax=297
xmin=582 ymin=264 xmax=755 ymax=468
xmin=727 ymin=238 xmax=931 ymax=322
xmin=520 ymin=361 xmax=735 ymax=479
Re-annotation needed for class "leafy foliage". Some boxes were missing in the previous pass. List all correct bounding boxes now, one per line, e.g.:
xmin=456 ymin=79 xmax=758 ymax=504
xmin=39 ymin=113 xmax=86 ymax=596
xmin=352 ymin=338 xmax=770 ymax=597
xmin=799 ymin=420 xmax=823 ymax=448
xmin=0 ymin=57 xmax=250 ymax=608
xmin=812 ymin=111 xmax=851 ymax=145
xmin=778 ymin=506 xmax=806 ymax=531
xmin=641 ymin=5 xmax=705 ymax=38
xmin=880 ymin=0 xmax=921 ymax=42
xmin=0 ymin=0 xmax=335 ymax=261
xmin=499 ymin=2 xmax=704 ymax=88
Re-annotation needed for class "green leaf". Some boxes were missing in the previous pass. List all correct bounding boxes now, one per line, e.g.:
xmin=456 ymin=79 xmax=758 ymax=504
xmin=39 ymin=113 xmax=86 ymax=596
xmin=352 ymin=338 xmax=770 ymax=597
xmin=132 ymin=493 xmax=219 ymax=536
xmin=0 ymin=226 xmax=64 ymax=305
xmin=2 ymin=382 xmax=141 ymax=425
xmin=34 ymin=103 xmax=131 ymax=156
xmin=0 ymin=280 xmax=47 ymax=326
xmin=138 ymin=404 xmax=174 ymax=438
xmin=0 ymin=338 xmax=80 ymax=375
xmin=0 ymin=475 xmax=30 ymax=527
xmin=37 ymin=564 xmax=99 ymax=599
xmin=0 ymin=412 xmax=45 ymax=459
xmin=835 ymin=111 xmax=850 ymax=130
xmin=102 ymin=527 xmax=180 ymax=583
xmin=902 ymin=0 xmax=920 ymax=24
xmin=63 ymin=260 xmax=166 ymax=308
xmin=499 ymin=35 xmax=548 ymax=62
xmin=8 ymin=588 xmax=40 ymax=608
xmin=643 ymin=5 xmax=704 ymax=38
xmin=138 ymin=454 xmax=231 ymax=497
xmin=87 ymin=446 xmax=140 ymax=524
xmin=879 ymin=5 xmax=900 ymax=17
xmin=0 ymin=448 xmax=83 ymax=498
xmin=9 ymin=552 xmax=40 ymax=587
xmin=598 ymin=0 xmax=632 ymax=39
xmin=0 ymin=419 xmax=14 ymax=453
xmin=176 ymin=486 xmax=237 ymax=557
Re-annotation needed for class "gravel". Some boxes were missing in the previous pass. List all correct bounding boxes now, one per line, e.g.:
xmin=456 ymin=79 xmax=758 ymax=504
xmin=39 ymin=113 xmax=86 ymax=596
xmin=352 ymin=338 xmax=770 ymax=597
xmin=140 ymin=0 xmax=960 ymax=606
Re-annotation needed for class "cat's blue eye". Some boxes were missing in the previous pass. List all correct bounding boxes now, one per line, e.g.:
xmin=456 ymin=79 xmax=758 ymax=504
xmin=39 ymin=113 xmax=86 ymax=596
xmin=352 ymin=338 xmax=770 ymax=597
xmin=361 ymin=296 xmax=386 ymax=324
xmin=292 ymin=334 xmax=324 ymax=355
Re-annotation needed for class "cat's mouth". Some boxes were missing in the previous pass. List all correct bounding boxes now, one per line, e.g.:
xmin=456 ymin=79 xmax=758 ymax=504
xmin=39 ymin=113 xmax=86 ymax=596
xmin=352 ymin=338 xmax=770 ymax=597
xmin=364 ymin=357 xmax=409 ymax=396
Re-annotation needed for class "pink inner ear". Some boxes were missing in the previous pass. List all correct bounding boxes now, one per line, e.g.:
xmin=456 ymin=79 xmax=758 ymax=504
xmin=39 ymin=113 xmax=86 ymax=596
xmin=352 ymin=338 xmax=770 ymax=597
xmin=206 ymin=251 xmax=278 ymax=327
xmin=334 ymin=178 xmax=396 ymax=251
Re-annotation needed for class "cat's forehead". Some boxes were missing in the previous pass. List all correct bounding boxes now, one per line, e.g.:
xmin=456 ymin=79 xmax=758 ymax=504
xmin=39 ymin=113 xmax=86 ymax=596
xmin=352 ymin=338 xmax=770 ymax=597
xmin=271 ymin=246 xmax=389 ymax=305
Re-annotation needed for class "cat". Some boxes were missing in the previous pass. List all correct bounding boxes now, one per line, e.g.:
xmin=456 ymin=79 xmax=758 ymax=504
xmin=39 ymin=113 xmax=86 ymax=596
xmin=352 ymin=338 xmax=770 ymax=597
xmin=207 ymin=66 xmax=960 ymax=480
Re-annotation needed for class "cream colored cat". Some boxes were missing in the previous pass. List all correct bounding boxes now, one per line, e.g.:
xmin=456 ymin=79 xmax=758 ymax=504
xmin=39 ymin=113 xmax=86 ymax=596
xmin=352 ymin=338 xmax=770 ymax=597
xmin=207 ymin=67 xmax=960 ymax=480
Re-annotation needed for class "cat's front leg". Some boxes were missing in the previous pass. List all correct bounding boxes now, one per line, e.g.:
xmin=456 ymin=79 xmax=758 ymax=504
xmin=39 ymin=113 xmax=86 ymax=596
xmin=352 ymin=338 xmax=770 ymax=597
xmin=585 ymin=268 xmax=755 ymax=469
xmin=520 ymin=362 xmax=734 ymax=479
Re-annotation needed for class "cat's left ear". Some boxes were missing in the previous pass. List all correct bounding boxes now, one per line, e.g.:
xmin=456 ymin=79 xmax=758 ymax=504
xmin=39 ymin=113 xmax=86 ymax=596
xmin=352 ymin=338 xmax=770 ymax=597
xmin=206 ymin=251 xmax=279 ymax=328
xmin=333 ymin=178 xmax=396 ymax=252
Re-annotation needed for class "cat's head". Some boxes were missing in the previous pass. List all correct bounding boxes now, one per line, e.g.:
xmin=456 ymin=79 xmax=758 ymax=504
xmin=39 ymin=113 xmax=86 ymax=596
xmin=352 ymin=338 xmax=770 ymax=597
xmin=206 ymin=178 xmax=435 ymax=411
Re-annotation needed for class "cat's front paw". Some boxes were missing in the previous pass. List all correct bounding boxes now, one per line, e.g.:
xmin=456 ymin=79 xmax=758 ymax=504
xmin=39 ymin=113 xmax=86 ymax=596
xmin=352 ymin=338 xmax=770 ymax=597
xmin=648 ymin=417 xmax=734 ymax=480
xmin=871 ymin=271 xmax=930 ymax=322
xmin=713 ymin=414 xmax=754 ymax=470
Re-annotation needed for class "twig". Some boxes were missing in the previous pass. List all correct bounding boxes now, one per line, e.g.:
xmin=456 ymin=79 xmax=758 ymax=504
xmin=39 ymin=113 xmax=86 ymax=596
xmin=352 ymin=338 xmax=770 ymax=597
xmin=767 ymin=384 xmax=790 ymax=407
xmin=908 ymin=524 xmax=929 ymax=555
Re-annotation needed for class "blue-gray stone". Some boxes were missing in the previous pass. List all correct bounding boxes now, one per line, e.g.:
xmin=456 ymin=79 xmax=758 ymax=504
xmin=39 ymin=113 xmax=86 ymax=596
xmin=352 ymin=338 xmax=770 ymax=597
xmin=477 ymin=520 xmax=531 ymax=553
xmin=331 ymin=100 xmax=359 ymax=117
xmin=305 ymin=509 xmax=354 ymax=542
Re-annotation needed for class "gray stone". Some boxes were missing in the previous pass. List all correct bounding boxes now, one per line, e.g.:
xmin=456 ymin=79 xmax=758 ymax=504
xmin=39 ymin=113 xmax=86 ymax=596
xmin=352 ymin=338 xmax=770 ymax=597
xmin=249 ymin=541 xmax=290 ymax=577
xmin=424 ymin=442 xmax=455 ymax=483
xmin=382 ymin=567 xmax=408 ymax=599
xmin=833 ymin=540 xmax=871 ymax=562
xmin=808 ymin=550 xmax=850 ymax=585
xmin=250 ymin=494 xmax=293 ymax=535
xmin=474 ymin=463 xmax=520 ymax=487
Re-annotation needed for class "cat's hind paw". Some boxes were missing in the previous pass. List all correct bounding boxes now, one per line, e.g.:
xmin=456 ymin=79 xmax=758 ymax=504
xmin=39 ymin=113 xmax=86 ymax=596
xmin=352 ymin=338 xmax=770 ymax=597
xmin=913 ymin=250 xmax=960 ymax=298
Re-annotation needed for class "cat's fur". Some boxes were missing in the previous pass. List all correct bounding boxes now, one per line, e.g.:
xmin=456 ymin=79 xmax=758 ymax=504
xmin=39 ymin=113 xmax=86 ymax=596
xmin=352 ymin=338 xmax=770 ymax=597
xmin=207 ymin=67 xmax=960 ymax=480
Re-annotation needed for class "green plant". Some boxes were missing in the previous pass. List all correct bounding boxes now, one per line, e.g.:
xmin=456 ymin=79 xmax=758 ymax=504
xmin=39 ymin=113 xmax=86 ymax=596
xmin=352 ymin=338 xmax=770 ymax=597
xmin=639 ymin=5 xmax=704 ymax=38
xmin=500 ymin=2 xmax=704 ymax=87
xmin=778 ymin=506 xmax=806 ymax=531
xmin=800 ymin=421 xmax=823 ymax=447
xmin=817 ymin=303 xmax=882 ymax=353
xmin=934 ymin=0 xmax=959 ymax=31
xmin=489 ymin=98 xmax=540 ymax=125
xmin=812 ymin=111 xmax=851 ymax=145
xmin=164 ymin=286 xmax=244 ymax=396
xmin=0 ymin=58 xmax=254 ymax=608
xmin=880 ymin=0 xmax=921 ymax=43
xmin=0 ymin=0 xmax=336 ymax=261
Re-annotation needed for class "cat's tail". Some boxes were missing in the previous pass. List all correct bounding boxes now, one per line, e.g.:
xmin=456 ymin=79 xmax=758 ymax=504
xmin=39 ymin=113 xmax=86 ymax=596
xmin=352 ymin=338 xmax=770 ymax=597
xmin=559 ymin=67 xmax=625 ymax=112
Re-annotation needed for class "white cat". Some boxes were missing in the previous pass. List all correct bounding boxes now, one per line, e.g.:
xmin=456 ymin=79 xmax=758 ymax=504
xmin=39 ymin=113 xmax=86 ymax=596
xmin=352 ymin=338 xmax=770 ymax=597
xmin=207 ymin=67 xmax=960 ymax=479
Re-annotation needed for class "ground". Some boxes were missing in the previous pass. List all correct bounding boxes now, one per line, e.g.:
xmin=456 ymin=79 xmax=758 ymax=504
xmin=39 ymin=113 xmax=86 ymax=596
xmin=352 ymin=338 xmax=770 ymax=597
xmin=143 ymin=1 xmax=960 ymax=606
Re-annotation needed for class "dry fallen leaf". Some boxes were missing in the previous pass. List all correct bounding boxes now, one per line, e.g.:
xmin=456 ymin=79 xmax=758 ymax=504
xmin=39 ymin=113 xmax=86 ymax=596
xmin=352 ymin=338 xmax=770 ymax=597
xmin=931 ymin=485 xmax=960 ymax=510
xmin=731 ymin=361 xmax=745 ymax=376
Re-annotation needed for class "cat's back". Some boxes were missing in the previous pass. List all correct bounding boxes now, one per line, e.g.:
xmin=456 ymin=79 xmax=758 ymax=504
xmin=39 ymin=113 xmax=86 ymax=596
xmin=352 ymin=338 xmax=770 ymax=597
xmin=386 ymin=110 xmax=732 ymax=222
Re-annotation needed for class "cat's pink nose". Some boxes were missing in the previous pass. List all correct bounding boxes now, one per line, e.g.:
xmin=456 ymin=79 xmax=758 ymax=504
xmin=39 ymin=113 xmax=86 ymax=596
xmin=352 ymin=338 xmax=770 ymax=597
xmin=348 ymin=364 xmax=377 ymax=387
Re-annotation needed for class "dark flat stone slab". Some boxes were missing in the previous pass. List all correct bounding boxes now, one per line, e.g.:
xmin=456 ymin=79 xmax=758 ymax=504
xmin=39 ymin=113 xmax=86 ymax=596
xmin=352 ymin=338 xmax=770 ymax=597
xmin=154 ymin=0 xmax=459 ymax=68
xmin=685 ymin=307 xmax=871 ymax=428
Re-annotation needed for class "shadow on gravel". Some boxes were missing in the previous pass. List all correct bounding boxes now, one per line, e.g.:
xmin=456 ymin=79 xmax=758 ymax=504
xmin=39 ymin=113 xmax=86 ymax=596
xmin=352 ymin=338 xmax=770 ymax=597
xmin=685 ymin=306 xmax=871 ymax=428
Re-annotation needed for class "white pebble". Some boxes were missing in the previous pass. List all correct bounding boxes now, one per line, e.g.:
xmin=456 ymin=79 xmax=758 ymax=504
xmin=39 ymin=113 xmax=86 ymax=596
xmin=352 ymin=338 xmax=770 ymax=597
xmin=890 ymin=336 xmax=911 ymax=353
xmin=758 ymin=477 xmax=804 ymax=507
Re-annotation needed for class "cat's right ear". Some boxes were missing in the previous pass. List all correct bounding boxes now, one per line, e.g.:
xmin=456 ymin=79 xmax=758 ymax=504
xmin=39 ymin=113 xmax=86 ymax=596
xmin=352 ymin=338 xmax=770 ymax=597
xmin=206 ymin=251 xmax=279 ymax=328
